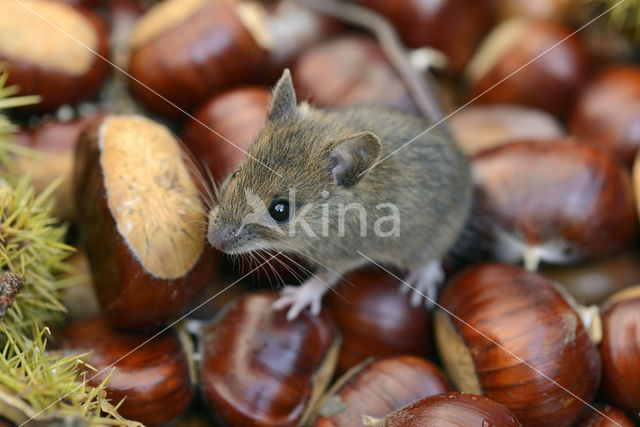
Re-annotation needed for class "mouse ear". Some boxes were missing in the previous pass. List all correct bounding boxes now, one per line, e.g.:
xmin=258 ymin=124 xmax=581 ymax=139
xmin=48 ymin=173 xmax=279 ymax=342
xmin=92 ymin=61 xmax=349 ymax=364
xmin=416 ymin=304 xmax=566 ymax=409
xmin=268 ymin=69 xmax=297 ymax=121
xmin=328 ymin=131 xmax=382 ymax=187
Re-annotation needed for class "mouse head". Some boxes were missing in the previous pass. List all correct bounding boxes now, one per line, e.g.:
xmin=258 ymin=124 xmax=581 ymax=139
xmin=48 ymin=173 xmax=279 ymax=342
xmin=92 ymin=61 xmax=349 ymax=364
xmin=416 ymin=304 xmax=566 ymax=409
xmin=207 ymin=70 xmax=382 ymax=255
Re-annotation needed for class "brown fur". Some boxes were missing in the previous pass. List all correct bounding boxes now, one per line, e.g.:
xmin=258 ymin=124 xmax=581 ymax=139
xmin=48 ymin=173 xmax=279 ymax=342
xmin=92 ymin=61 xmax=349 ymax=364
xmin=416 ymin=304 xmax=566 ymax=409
xmin=208 ymin=71 xmax=472 ymax=284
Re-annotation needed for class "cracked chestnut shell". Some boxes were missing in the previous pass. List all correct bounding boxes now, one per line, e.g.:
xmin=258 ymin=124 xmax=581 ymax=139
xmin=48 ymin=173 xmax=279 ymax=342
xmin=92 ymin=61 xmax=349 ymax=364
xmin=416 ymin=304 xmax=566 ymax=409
xmin=74 ymin=115 xmax=216 ymax=330
xmin=200 ymin=292 xmax=341 ymax=426
xmin=313 ymin=356 xmax=450 ymax=426
xmin=325 ymin=268 xmax=433 ymax=375
xmin=435 ymin=263 xmax=601 ymax=426
xmin=0 ymin=0 xmax=109 ymax=112
xmin=59 ymin=315 xmax=195 ymax=425
xmin=600 ymin=286 xmax=640 ymax=416
xmin=472 ymin=140 xmax=638 ymax=270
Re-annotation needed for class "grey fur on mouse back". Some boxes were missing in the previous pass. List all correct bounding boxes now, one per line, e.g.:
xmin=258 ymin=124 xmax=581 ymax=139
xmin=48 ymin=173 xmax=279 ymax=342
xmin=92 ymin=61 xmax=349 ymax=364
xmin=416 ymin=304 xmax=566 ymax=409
xmin=207 ymin=69 xmax=472 ymax=319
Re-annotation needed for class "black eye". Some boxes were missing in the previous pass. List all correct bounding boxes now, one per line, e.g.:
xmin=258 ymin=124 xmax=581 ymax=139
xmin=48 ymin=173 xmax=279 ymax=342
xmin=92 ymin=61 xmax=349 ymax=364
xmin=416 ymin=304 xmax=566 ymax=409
xmin=269 ymin=199 xmax=290 ymax=222
xmin=231 ymin=170 xmax=240 ymax=179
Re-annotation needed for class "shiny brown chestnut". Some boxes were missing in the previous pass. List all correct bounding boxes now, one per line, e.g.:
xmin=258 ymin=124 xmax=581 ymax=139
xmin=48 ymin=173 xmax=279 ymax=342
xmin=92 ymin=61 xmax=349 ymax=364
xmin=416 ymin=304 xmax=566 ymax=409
xmin=570 ymin=66 xmax=640 ymax=169
xmin=59 ymin=315 xmax=195 ymax=425
xmin=541 ymin=249 xmax=640 ymax=306
xmin=324 ymin=268 xmax=433 ymax=375
xmin=74 ymin=115 xmax=217 ymax=330
xmin=494 ymin=0 xmax=573 ymax=21
xmin=128 ymin=0 xmax=267 ymax=116
xmin=181 ymin=86 xmax=270 ymax=187
xmin=435 ymin=263 xmax=601 ymax=426
xmin=600 ymin=286 xmax=640 ymax=416
xmin=0 ymin=0 xmax=109 ymax=112
xmin=465 ymin=19 xmax=590 ymax=116
xmin=11 ymin=115 xmax=100 ymax=220
xmin=577 ymin=404 xmax=635 ymax=427
xmin=472 ymin=140 xmax=638 ymax=270
xmin=313 ymin=356 xmax=451 ymax=426
xmin=360 ymin=0 xmax=494 ymax=75
xmin=292 ymin=36 xmax=415 ymax=112
xmin=449 ymin=104 xmax=564 ymax=156
xmin=200 ymin=291 xmax=341 ymax=426
xmin=362 ymin=392 xmax=522 ymax=427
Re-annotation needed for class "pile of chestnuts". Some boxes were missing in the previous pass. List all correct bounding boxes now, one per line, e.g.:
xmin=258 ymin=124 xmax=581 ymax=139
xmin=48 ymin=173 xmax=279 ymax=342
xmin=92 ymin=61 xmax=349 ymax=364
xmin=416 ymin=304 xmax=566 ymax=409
xmin=2 ymin=0 xmax=640 ymax=425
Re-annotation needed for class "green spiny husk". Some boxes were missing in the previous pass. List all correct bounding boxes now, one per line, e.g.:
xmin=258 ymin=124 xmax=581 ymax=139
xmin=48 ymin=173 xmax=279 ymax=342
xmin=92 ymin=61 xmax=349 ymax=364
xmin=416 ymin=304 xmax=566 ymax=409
xmin=0 ymin=323 xmax=141 ymax=426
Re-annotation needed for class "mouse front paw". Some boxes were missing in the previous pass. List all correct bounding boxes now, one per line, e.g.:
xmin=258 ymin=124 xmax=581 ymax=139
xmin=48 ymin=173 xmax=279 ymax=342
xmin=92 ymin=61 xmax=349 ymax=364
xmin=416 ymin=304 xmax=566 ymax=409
xmin=400 ymin=260 xmax=445 ymax=308
xmin=272 ymin=278 xmax=328 ymax=321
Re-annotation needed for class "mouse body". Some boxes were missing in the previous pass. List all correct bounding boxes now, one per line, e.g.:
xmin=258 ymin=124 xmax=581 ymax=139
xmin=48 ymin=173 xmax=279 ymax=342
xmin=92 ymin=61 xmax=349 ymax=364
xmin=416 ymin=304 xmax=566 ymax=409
xmin=207 ymin=70 xmax=472 ymax=319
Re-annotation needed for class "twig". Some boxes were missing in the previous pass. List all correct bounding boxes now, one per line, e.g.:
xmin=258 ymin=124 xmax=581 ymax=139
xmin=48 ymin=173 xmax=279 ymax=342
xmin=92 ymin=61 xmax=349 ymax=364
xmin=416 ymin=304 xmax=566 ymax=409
xmin=297 ymin=0 xmax=446 ymax=125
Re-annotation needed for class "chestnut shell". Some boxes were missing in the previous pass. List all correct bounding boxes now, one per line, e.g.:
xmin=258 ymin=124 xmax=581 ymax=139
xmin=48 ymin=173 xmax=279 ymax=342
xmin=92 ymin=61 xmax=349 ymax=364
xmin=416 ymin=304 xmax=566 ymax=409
xmin=59 ymin=315 xmax=195 ymax=425
xmin=437 ymin=263 xmax=601 ymax=426
xmin=472 ymin=140 xmax=638 ymax=266
xmin=200 ymin=292 xmax=341 ymax=426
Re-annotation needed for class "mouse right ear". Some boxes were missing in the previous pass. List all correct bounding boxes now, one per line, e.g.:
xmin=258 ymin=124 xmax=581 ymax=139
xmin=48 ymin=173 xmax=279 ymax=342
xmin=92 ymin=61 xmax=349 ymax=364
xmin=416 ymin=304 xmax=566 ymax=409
xmin=328 ymin=131 xmax=382 ymax=187
xmin=268 ymin=69 xmax=297 ymax=121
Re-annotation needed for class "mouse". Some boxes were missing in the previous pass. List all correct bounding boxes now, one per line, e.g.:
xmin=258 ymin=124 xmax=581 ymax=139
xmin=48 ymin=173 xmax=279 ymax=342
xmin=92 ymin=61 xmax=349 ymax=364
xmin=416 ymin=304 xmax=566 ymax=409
xmin=207 ymin=69 xmax=472 ymax=320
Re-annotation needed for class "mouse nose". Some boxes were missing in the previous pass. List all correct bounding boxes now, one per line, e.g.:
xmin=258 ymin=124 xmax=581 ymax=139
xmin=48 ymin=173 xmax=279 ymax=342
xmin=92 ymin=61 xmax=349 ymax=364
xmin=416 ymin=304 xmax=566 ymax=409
xmin=207 ymin=225 xmax=237 ymax=251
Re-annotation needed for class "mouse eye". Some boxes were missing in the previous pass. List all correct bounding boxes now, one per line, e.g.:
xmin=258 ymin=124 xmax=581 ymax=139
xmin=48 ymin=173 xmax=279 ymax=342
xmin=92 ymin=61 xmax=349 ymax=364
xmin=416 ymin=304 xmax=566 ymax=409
xmin=269 ymin=199 xmax=290 ymax=223
xmin=231 ymin=170 xmax=240 ymax=179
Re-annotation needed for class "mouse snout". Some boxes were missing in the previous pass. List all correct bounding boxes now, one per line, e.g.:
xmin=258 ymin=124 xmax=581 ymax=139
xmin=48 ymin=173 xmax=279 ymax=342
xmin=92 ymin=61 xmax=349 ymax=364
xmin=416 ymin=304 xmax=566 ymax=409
xmin=207 ymin=224 xmax=239 ymax=251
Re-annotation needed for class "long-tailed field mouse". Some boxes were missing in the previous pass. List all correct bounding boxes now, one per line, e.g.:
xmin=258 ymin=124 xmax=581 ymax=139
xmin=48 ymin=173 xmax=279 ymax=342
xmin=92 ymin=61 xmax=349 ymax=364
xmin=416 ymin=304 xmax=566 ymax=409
xmin=207 ymin=69 xmax=472 ymax=320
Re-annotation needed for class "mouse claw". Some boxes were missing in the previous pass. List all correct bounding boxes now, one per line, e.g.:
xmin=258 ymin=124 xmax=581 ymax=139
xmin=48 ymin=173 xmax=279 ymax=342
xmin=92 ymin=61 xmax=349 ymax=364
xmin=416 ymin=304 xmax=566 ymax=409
xmin=404 ymin=260 xmax=445 ymax=309
xmin=272 ymin=278 xmax=328 ymax=321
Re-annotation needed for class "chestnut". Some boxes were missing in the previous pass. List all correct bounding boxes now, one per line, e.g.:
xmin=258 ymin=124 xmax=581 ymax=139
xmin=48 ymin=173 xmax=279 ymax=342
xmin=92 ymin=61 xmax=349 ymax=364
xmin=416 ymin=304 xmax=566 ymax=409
xmin=599 ymin=286 xmax=640 ymax=416
xmin=0 ymin=0 xmax=109 ymax=112
xmin=128 ymin=0 xmax=267 ymax=116
xmin=11 ymin=115 xmax=100 ymax=220
xmin=435 ymin=263 xmax=601 ymax=426
xmin=448 ymin=104 xmax=564 ymax=156
xmin=577 ymin=404 xmax=635 ymax=427
xmin=570 ymin=66 xmax=640 ymax=169
xmin=292 ymin=36 xmax=415 ymax=112
xmin=262 ymin=0 xmax=341 ymax=79
xmin=541 ymin=249 xmax=640 ymax=306
xmin=360 ymin=0 xmax=494 ymax=75
xmin=74 ymin=115 xmax=217 ymax=330
xmin=200 ymin=291 xmax=341 ymax=426
xmin=494 ymin=0 xmax=573 ymax=21
xmin=181 ymin=86 xmax=270 ymax=187
xmin=465 ymin=19 xmax=590 ymax=116
xmin=313 ymin=356 xmax=451 ymax=426
xmin=361 ymin=392 xmax=522 ymax=427
xmin=471 ymin=140 xmax=638 ymax=270
xmin=324 ymin=268 xmax=433 ymax=375
xmin=59 ymin=315 xmax=195 ymax=425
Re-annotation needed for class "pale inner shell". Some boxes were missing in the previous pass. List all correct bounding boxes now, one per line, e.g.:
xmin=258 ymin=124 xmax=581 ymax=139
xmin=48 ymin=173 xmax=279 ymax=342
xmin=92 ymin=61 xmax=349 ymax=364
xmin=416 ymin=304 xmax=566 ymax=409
xmin=130 ymin=0 xmax=212 ymax=49
xmin=434 ymin=311 xmax=482 ymax=395
xmin=99 ymin=115 xmax=204 ymax=279
xmin=0 ymin=0 xmax=97 ymax=75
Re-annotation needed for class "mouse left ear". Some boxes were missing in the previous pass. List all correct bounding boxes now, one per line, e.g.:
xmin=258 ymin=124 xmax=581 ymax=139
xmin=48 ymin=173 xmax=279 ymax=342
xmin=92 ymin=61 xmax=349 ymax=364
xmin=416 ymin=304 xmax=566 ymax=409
xmin=328 ymin=131 xmax=382 ymax=187
xmin=268 ymin=69 xmax=297 ymax=121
